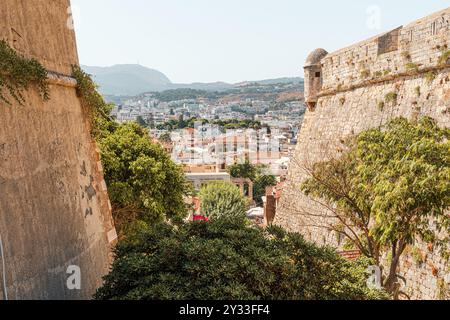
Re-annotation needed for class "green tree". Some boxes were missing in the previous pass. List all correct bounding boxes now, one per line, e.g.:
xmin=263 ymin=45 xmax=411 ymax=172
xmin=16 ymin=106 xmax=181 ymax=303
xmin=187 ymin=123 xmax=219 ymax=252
xmin=199 ymin=182 xmax=247 ymax=219
xmin=228 ymin=160 xmax=257 ymax=181
xmin=228 ymin=161 xmax=277 ymax=205
xmin=301 ymin=117 xmax=450 ymax=297
xmin=253 ymin=174 xmax=277 ymax=206
xmin=158 ymin=132 xmax=172 ymax=143
xmin=94 ymin=216 xmax=387 ymax=300
xmin=136 ymin=116 xmax=148 ymax=127
xmin=73 ymin=68 xmax=190 ymax=235
xmin=100 ymin=122 xmax=189 ymax=233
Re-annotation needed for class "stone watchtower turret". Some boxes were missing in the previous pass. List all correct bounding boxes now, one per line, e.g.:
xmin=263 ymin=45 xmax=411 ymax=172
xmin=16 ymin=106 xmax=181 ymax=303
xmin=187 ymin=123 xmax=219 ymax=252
xmin=304 ymin=48 xmax=328 ymax=111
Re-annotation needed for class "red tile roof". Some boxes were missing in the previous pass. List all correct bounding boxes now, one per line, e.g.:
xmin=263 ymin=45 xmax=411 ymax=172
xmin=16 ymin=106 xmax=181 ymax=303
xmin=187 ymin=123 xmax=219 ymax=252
xmin=338 ymin=250 xmax=361 ymax=261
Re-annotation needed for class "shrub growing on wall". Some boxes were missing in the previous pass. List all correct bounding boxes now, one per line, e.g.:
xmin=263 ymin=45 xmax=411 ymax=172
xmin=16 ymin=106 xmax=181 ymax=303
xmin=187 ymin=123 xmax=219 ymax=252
xmin=0 ymin=40 xmax=49 ymax=105
xmin=72 ymin=65 xmax=117 ymax=139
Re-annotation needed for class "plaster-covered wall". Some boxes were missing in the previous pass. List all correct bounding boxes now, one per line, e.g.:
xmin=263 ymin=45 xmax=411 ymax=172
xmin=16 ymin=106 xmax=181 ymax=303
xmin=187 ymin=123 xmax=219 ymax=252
xmin=0 ymin=0 xmax=116 ymax=300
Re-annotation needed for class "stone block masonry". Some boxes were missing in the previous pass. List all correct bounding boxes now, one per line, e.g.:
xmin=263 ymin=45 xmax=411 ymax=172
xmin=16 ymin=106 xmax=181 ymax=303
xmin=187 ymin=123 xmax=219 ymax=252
xmin=0 ymin=0 xmax=116 ymax=300
xmin=276 ymin=8 xmax=450 ymax=300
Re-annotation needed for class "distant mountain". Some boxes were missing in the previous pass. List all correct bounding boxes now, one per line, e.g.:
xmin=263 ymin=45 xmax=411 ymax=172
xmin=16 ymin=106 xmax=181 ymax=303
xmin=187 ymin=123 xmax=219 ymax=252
xmin=82 ymin=64 xmax=172 ymax=96
xmin=82 ymin=64 xmax=303 ymax=96
xmin=237 ymin=77 xmax=304 ymax=86
xmin=168 ymin=82 xmax=234 ymax=92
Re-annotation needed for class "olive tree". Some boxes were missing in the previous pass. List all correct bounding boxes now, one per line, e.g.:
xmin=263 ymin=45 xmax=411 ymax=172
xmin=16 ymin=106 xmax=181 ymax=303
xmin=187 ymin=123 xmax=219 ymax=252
xmin=301 ymin=117 xmax=450 ymax=296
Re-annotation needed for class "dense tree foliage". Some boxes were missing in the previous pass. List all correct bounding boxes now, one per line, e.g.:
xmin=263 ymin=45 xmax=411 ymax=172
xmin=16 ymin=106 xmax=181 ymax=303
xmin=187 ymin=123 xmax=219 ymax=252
xmin=136 ymin=115 xmax=148 ymax=127
xmin=230 ymin=105 xmax=269 ymax=116
xmin=199 ymin=182 xmax=247 ymax=219
xmin=73 ymin=68 xmax=189 ymax=235
xmin=158 ymin=132 xmax=172 ymax=143
xmin=100 ymin=123 xmax=189 ymax=232
xmin=215 ymin=119 xmax=264 ymax=130
xmin=153 ymin=88 xmax=225 ymax=102
xmin=228 ymin=160 xmax=258 ymax=181
xmin=94 ymin=216 xmax=387 ymax=300
xmin=228 ymin=160 xmax=277 ymax=205
xmin=150 ymin=80 xmax=303 ymax=103
xmin=156 ymin=117 xmax=209 ymax=130
xmin=156 ymin=117 xmax=264 ymax=131
xmin=253 ymin=174 xmax=278 ymax=206
xmin=301 ymin=117 xmax=450 ymax=296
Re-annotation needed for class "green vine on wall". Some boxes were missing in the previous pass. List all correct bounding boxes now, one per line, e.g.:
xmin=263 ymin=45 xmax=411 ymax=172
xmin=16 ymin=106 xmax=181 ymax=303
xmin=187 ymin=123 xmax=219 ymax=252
xmin=71 ymin=65 xmax=116 ymax=139
xmin=385 ymin=92 xmax=398 ymax=105
xmin=437 ymin=278 xmax=449 ymax=300
xmin=438 ymin=50 xmax=450 ymax=66
xmin=0 ymin=40 xmax=49 ymax=105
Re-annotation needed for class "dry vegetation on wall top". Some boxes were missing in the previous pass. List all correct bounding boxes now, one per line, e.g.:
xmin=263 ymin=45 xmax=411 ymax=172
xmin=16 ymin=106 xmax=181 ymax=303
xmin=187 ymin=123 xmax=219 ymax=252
xmin=0 ymin=40 xmax=49 ymax=105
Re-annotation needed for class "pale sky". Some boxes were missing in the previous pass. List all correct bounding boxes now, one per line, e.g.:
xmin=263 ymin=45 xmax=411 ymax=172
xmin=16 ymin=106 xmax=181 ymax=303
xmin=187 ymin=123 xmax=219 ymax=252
xmin=70 ymin=0 xmax=449 ymax=83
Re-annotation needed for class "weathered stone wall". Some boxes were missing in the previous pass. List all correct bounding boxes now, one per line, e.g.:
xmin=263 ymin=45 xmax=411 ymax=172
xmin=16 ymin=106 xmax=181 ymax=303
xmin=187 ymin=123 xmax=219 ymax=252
xmin=0 ymin=0 xmax=116 ymax=300
xmin=276 ymin=8 xmax=450 ymax=300
xmin=321 ymin=10 xmax=449 ymax=93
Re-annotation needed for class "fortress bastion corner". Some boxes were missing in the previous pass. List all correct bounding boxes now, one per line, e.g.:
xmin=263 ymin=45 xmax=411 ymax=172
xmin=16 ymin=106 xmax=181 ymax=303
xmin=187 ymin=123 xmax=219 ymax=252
xmin=276 ymin=7 xmax=450 ymax=300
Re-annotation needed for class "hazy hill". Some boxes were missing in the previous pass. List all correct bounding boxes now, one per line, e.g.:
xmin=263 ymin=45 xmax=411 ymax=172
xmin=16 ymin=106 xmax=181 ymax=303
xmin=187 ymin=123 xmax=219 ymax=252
xmin=82 ymin=64 xmax=303 ymax=96
xmin=168 ymin=82 xmax=234 ymax=92
xmin=82 ymin=64 xmax=172 ymax=96
xmin=236 ymin=77 xmax=304 ymax=86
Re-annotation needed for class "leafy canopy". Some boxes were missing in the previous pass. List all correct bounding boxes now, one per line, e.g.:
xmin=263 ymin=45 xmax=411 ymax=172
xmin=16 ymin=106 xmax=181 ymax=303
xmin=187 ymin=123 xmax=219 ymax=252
xmin=301 ymin=117 xmax=450 ymax=293
xmin=199 ymin=181 xmax=247 ymax=219
xmin=94 ymin=216 xmax=387 ymax=300
xmin=228 ymin=159 xmax=258 ymax=181
xmin=253 ymin=171 xmax=277 ymax=206
xmin=100 ymin=122 xmax=189 ymax=228
xmin=228 ymin=161 xmax=277 ymax=205
xmin=73 ymin=67 xmax=189 ymax=234
xmin=357 ymin=117 xmax=449 ymax=248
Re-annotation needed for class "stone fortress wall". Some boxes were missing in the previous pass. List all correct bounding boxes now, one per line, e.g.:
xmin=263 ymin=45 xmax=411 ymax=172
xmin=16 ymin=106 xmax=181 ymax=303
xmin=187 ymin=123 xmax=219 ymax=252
xmin=276 ymin=8 xmax=450 ymax=299
xmin=0 ymin=0 xmax=116 ymax=299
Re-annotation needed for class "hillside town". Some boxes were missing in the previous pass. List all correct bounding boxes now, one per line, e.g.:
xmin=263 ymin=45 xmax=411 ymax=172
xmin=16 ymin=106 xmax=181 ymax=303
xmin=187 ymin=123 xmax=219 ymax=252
xmin=107 ymin=84 xmax=305 ymax=224
xmin=1 ymin=0 xmax=449 ymax=306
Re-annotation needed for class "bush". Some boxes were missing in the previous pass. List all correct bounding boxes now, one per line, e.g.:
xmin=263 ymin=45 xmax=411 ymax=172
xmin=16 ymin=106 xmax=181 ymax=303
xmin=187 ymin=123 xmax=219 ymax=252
xmin=72 ymin=65 xmax=117 ymax=139
xmin=94 ymin=217 xmax=388 ymax=300
xmin=199 ymin=181 xmax=247 ymax=219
